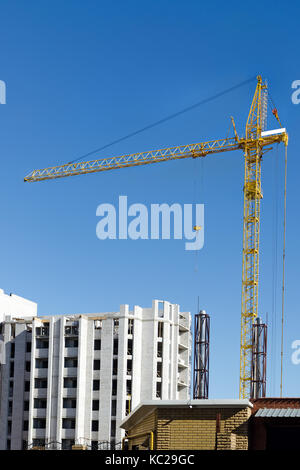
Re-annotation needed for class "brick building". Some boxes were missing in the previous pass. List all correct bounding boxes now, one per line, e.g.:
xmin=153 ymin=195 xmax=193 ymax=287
xmin=120 ymin=399 xmax=253 ymax=450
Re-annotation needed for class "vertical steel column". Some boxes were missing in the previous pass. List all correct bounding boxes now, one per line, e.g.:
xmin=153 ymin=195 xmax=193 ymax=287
xmin=193 ymin=310 xmax=210 ymax=399
xmin=250 ymin=317 xmax=267 ymax=399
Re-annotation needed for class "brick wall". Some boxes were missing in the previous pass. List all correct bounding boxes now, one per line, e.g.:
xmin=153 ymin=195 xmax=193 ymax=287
xmin=220 ymin=407 xmax=251 ymax=450
xmin=157 ymin=408 xmax=218 ymax=450
xmin=127 ymin=411 xmax=157 ymax=449
xmin=126 ymin=406 xmax=251 ymax=450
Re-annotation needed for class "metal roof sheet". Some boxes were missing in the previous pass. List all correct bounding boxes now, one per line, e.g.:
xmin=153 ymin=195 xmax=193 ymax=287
xmin=255 ymin=408 xmax=300 ymax=418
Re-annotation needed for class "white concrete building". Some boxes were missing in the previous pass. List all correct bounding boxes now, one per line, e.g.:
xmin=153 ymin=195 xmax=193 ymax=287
xmin=0 ymin=289 xmax=37 ymax=323
xmin=0 ymin=299 xmax=191 ymax=450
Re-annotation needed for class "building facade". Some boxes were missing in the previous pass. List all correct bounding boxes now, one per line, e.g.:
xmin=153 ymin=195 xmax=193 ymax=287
xmin=0 ymin=299 xmax=191 ymax=450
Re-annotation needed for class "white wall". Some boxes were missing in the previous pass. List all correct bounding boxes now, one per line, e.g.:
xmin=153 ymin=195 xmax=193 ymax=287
xmin=0 ymin=289 xmax=37 ymax=323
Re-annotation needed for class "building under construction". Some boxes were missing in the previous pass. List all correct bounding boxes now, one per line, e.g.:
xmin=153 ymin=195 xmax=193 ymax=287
xmin=0 ymin=294 xmax=191 ymax=450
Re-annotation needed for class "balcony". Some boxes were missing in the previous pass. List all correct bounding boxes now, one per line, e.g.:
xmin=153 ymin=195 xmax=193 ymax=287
xmin=177 ymin=369 xmax=188 ymax=387
xmin=178 ymin=316 xmax=189 ymax=332
xmin=61 ymin=429 xmax=76 ymax=440
xmin=24 ymin=371 xmax=31 ymax=381
xmin=34 ymin=369 xmax=48 ymax=378
xmin=35 ymin=348 xmax=49 ymax=359
xmin=32 ymin=428 xmax=46 ymax=439
xmin=177 ymin=379 xmax=188 ymax=388
xmin=61 ymin=408 xmax=76 ymax=419
xmin=91 ymin=431 xmax=99 ymax=442
xmin=33 ymin=389 xmax=48 ymax=398
xmin=93 ymin=350 xmax=101 ymax=360
xmin=178 ymin=342 xmax=188 ymax=351
xmin=63 ymin=368 xmax=78 ymax=377
xmin=178 ymin=358 xmax=188 ymax=369
xmin=93 ymin=371 xmax=101 ymax=381
xmin=32 ymin=409 xmax=47 ymax=418
xmin=91 ymin=410 xmax=99 ymax=421
xmin=64 ymin=347 xmax=78 ymax=357
xmin=63 ymin=388 xmax=77 ymax=398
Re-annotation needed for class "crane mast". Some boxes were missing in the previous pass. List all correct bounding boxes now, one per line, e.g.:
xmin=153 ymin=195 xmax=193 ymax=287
xmin=240 ymin=77 xmax=266 ymax=398
xmin=24 ymin=76 xmax=288 ymax=398
xmin=239 ymin=77 xmax=287 ymax=397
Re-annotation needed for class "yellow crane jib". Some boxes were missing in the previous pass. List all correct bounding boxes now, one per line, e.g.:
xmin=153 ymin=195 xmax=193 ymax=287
xmin=24 ymin=137 xmax=240 ymax=183
xmin=24 ymin=76 xmax=288 ymax=399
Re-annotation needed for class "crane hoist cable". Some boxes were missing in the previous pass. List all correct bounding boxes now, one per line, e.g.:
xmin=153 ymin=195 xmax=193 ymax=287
xmin=192 ymin=158 xmax=199 ymax=273
xmin=271 ymin=144 xmax=279 ymax=396
xmin=267 ymin=87 xmax=286 ymax=396
xmin=68 ymin=76 xmax=257 ymax=165
xmin=280 ymin=143 xmax=288 ymax=397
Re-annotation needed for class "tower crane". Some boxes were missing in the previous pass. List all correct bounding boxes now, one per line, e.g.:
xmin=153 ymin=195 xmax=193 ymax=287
xmin=24 ymin=76 xmax=288 ymax=399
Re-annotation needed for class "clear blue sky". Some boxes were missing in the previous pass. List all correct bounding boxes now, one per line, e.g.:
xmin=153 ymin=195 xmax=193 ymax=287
xmin=0 ymin=0 xmax=299 ymax=398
